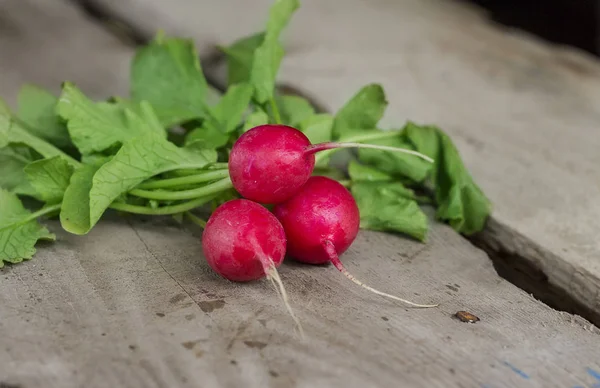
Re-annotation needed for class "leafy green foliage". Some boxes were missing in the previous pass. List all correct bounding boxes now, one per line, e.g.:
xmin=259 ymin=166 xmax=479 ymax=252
xmin=209 ymin=83 xmax=254 ymax=133
xmin=333 ymin=84 xmax=387 ymax=138
xmin=60 ymin=159 xmax=108 ymax=235
xmin=403 ymin=123 xmax=492 ymax=235
xmin=57 ymin=82 xmax=165 ymax=156
xmin=299 ymin=113 xmax=333 ymax=145
xmin=0 ymin=145 xmax=39 ymax=197
xmin=81 ymin=135 xmax=213 ymax=234
xmin=0 ymin=0 xmax=492 ymax=267
xmin=17 ymin=84 xmax=72 ymax=149
xmin=279 ymin=95 xmax=315 ymax=127
xmin=24 ymin=156 xmax=74 ymax=204
xmin=220 ymin=33 xmax=265 ymax=86
xmin=0 ymin=190 xmax=56 ymax=267
xmin=130 ymin=34 xmax=208 ymax=127
xmin=242 ymin=109 xmax=270 ymax=132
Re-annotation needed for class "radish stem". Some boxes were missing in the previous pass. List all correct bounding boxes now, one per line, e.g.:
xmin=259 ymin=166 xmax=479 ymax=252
xmin=306 ymin=142 xmax=434 ymax=163
xmin=269 ymin=97 xmax=282 ymax=124
xmin=137 ymin=169 xmax=230 ymax=190
xmin=109 ymin=195 xmax=217 ymax=215
xmin=323 ymin=241 xmax=438 ymax=308
xmin=129 ymin=177 xmax=233 ymax=201
xmin=185 ymin=212 xmax=207 ymax=228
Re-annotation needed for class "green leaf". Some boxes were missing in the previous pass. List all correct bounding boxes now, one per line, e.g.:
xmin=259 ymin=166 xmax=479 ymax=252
xmin=357 ymin=130 xmax=432 ymax=183
xmin=0 ymin=189 xmax=56 ymax=267
xmin=0 ymin=145 xmax=39 ymax=197
xmin=264 ymin=0 xmax=300 ymax=40
xmin=24 ymin=156 xmax=74 ymax=204
xmin=279 ymin=95 xmax=315 ymax=126
xmin=402 ymin=123 xmax=492 ymax=235
xmin=57 ymin=82 xmax=165 ymax=155
xmin=131 ymin=34 xmax=208 ymax=127
xmin=348 ymin=160 xmax=393 ymax=182
xmin=299 ymin=113 xmax=333 ymax=145
xmin=0 ymin=98 xmax=11 ymax=148
xmin=250 ymin=0 xmax=300 ymax=103
xmin=351 ymin=181 xmax=428 ymax=241
xmin=61 ymin=135 xmax=215 ymax=235
xmin=210 ymin=82 xmax=253 ymax=133
xmin=242 ymin=109 xmax=270 ymax=132
xmin=17 ymin=84 xmax=72 ymax=149
xmin=182 ymin=142 xmax=219 ymax=164
xmin=251 ymin=40 xmax=285 ymax=104
xmin=333 ymin=84 xmax=387 ymax=138
xmin=220 ymin=33 xmax=265 ymax=86
xmin=185 ymin=125 xmax=230 ymax=150
xmin=60 ymin=159 xmax=108 ymax=235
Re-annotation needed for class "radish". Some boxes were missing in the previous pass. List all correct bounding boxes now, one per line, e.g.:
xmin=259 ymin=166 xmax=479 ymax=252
xmin=202 ymin=198 xmax=303 ymax=334
xmin=228 ymin=124 xmax=433 ymax=204
xmin=273 ymin=176 xmax=437 ymax=308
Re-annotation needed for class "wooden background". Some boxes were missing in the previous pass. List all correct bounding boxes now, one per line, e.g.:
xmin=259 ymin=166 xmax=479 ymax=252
xmin=1 ymin=0 xmax=600 ymax=387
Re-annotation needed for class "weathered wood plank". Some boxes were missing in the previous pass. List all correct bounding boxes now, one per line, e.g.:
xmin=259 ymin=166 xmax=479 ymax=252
xmin=0 ymin=0 xmax=132 ymax=105
xmin=3 ymin=215 xmax=600 ymax=388
xmin=2 ymin=1 xmax=600 ymax=388
xmin=86 ymin=0 xmax=600 ymax=320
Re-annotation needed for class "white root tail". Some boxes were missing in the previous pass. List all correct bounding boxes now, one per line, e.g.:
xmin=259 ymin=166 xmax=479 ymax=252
xmin=263 ymin=259 xmax=305 ymax=338
xmin=324 ymin=241 xmax=438 ymax=308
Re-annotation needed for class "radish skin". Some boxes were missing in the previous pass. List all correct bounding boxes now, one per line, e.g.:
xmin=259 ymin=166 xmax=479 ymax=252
xmin=202 ymin=199 xmax=304 ymax=335
xmin=273 ymin=176 xmax=437 ymax=308
xmin=228 ymin=124 xmax=432 ymax=204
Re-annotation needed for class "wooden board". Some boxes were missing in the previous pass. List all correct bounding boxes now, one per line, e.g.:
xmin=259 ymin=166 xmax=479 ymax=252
xmin=2 ymin=1 xmax=600 ymax=387
xmin=0 ymin=0 xmax=132 ymax=105
xmin=84 ymin=0 xmax=600 ymax=321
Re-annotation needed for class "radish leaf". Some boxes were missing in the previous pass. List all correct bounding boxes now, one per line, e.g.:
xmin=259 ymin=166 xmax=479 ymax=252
xmin=17 ymin=84 xmax=72 ymax=150
xmin=24 ymin=156 xmax=74 ymax=204
xmin=0 ymin=189 xmax=56 ymax=267
xmin=333 ymin=84 xmax=388 ymax=138
xmin=279 ymin=95 xmax=315 ymax=127
xmin=131 ymin=34 xmax=208 ymax=127
xmin=57 ymin=82 xmax=165 ymax=155
xmin=403 ymin=123 xmax=492 ymax=235
xmin=351 ymin=181 xmax=428 ymax=242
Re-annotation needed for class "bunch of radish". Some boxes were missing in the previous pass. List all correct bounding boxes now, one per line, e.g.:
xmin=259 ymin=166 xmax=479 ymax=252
xmin=202 ymin=124 xmax=438 ymax=333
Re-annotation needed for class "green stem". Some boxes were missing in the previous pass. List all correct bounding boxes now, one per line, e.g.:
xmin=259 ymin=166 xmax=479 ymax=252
xmin=169 ymin=163 xmax=228 ymax=177
xmin=185 ymin=212 xmax=207 ymax=228
xmin=269 ymin=97 xmax=282 ymax=124
xmin=20 ymin=203 xmax=62 ymax=225
xmin=129 ymin=177 xmax=233 ymax=201
xmin=315 ymin=130 xmax=403 ymax=165
xmin=137 ymin=169 xmax=230 ymax=190
xmin=109 ymin=195 xmax=216 ymax=215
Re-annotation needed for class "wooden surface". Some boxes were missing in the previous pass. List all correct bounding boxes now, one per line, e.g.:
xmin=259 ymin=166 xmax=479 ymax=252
xmin=86 ymin=0 xmax=600 ymax=321
xmin=2 ymin=1 xmax=600 ymax=388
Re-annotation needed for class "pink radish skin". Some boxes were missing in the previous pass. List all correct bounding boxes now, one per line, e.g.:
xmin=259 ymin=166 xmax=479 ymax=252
xmin=202 ymin=199 xmax=287 ymax=282
xmin=273 ymin=176 xmax=438 ymax=308
xmin=202 ymin=199 xmax=304 ymax=334
xmin=228 ymin=124 xmax=433 ymax=204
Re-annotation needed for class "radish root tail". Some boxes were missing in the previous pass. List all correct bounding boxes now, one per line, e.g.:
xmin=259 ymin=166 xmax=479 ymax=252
xmin=323 ymin=241 xmax=438 ymax=308
xmin=263 ymin=258 xmax=305 ymax=338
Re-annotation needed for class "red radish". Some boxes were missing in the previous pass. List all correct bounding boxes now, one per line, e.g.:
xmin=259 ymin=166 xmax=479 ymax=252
xmin=273 ymin=176 xmax=437 ymax=308
xmin=228 ymin=124 xmax=433 ymax=204
xmin=202 ymin=199 xmax=303 ymax=334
